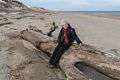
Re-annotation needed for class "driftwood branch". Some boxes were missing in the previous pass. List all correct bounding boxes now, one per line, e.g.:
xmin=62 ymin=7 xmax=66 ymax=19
xmin=26 ymin=22 xmax=58 ymax=37
xmin=19 ymin=28 xmax=120 ymax=80
xmin=47 ymin=22 xmax=58 ymax=37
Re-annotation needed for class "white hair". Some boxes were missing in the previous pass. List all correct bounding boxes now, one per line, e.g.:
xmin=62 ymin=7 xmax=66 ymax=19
xmin=60 ymin=19 xmax=69 ymax=25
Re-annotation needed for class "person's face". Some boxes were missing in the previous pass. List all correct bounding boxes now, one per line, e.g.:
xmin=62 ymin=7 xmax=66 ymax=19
xmin=63 ymin=23 xmax=68 ymax=29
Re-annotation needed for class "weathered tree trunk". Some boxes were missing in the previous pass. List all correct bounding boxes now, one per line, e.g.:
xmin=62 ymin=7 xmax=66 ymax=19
xmin=20 ymin=29 xmax=120 ymax=80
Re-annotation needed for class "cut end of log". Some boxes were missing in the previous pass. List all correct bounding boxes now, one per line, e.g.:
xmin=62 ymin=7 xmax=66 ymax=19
xmin=75 ymin=62 xmax=113 ymax=80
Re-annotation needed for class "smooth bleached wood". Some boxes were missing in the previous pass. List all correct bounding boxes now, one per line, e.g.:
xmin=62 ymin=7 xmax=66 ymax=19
xmin=20 ymin=29 xmax=120 ymax=80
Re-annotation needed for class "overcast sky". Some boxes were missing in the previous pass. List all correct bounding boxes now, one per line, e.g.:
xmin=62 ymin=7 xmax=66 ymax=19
xmin=19 ymin=0 xmax=120 ymax=11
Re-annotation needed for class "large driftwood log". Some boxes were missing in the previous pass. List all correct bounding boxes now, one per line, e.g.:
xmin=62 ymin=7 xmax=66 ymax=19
xmin=20 ymin=29 xmax=120 ymax=80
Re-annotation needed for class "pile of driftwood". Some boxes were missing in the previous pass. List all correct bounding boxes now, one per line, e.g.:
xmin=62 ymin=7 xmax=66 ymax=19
xmin=19 ymin=24 xmax=120 ymax=80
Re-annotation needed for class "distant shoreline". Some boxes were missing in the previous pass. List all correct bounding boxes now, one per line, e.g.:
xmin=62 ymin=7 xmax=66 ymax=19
xmin=57 ymin=11 xmax=120 ymax=14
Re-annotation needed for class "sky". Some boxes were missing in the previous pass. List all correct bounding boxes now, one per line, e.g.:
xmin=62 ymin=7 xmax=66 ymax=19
xmin=19 ymin=0 xmax=120 ymax=11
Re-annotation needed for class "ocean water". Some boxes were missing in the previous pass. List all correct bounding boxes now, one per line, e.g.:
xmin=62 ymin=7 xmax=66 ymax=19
xmin=62 ymin=11 xmax=120 ymax=14
xmin=80 ymin=11 xmax=120 ymax=14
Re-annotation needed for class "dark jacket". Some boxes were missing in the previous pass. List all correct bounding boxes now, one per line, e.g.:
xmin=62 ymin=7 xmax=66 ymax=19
xmin=58 ymin=25 xmax=82 ymax=45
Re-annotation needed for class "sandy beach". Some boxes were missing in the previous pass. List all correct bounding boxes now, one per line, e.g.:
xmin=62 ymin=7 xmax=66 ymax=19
xmin=49 ymin=12 xmax=120 ymax=57
xmin=1 ymin=0 xmax=120 ymax=80
xmin=0 ymin=8 xmax=120 ymax=79
xmin=54 ymin=12 xmax=120 ymax=49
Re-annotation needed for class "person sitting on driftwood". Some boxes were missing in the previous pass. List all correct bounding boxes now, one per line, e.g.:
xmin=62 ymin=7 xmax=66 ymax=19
xmin=48 ymin=20 xmax=83 ymax=68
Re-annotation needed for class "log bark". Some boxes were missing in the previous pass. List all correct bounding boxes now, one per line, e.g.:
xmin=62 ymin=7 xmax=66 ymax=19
xmin=20 ymin=29 xmax=120 ymax=80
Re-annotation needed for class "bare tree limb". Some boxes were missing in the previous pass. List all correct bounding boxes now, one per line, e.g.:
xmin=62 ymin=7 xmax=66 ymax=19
xmin=47 ymin=22 xmax=58 ymax=37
